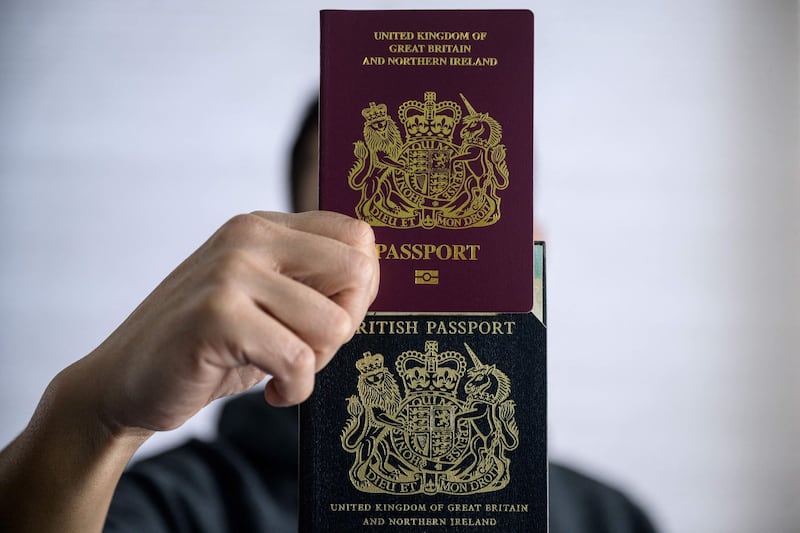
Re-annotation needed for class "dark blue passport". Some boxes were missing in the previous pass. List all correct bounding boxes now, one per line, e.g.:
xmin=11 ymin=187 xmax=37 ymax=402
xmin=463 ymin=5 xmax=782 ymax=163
xmin=299 ymin=309 xmax=546 ymax=531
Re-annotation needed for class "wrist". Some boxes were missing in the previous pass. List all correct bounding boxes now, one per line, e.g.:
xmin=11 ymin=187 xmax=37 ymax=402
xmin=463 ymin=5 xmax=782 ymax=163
xmin=67 ymin=351 xmax=156 ymax=444
xmin=0 ymin=356 xmax=151 ymax=532
xmin=52 ymin=354 xmax=154 ymax=449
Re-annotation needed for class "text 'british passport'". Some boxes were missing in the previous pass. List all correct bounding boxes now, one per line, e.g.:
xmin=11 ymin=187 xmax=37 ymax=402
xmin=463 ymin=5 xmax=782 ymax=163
xmin=319 ymin=9 xmax=534 ymax=312
xmin=299 ymin=310 xmax=546 ymax=532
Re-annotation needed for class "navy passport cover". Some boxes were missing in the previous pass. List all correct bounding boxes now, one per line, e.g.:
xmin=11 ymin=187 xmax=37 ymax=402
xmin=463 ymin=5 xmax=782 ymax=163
xmin=319 ymin=10 xmax=534 ymax=312
xmin=299 ymin=311 xmax=546 ymax=532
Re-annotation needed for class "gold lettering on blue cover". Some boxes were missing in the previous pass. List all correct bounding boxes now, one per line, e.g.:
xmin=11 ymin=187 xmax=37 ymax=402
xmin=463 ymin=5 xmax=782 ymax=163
xmin=340 ymin=342 xmax=519 ymax=495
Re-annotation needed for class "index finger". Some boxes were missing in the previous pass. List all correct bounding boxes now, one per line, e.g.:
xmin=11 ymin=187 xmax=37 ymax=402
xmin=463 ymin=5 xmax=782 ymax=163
xmin=251 ymin=211 xmax=377 ymax=260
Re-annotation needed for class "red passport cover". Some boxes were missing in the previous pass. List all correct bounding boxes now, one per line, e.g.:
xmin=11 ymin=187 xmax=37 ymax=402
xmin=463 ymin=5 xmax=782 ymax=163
xmin=320 ymin=10 xmax=533 ymax=312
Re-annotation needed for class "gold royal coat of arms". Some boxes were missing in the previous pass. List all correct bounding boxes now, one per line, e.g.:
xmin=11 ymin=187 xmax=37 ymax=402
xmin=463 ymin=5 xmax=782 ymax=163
xmin=340 ymin=341 xmax=519 ymax=496
xmin=347 ymin=92 xmax=509 ymax=229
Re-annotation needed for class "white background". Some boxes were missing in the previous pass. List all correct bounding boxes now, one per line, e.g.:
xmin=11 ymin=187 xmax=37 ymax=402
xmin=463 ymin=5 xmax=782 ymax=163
xmin=1 ymin=1 xmax=798 ymax=532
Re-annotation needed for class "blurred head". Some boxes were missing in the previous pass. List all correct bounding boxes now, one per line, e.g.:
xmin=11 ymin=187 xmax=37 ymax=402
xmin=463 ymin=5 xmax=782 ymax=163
xmin=289 ymin=99 xmax=319 ymax=213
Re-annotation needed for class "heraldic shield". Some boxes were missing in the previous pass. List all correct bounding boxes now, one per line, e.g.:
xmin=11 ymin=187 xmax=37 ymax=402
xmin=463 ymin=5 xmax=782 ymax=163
xmin=340 ymin=341 xmax=520 ymax=496
xmin=347 ymin=92 xmax=510 ymax=229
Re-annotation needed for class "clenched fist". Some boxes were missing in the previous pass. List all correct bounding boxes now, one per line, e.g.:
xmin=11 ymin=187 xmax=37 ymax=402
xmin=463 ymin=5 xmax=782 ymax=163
xmin=88 ymin=211 xmax=379 ymax=433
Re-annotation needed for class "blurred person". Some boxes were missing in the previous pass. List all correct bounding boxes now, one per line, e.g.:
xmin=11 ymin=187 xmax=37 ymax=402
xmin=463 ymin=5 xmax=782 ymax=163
xmin=0 ymin=100 xmax=657 ymax=533
xmin=106 ymin=100 xmax=659 ymax=533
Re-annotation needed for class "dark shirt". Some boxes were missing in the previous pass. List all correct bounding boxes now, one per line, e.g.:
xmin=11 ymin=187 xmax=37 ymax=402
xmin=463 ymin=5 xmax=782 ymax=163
xmin=106 ymin=392 xmax=656 ymax=532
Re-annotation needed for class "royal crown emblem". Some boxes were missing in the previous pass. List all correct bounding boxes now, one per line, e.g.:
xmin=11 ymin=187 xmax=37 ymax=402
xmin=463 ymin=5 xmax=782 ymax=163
xmin=341 ymin=341 xmax=519 ymax=496
xmin=396 ymin=341 xmax=466 ymax=395
xmin=347 ymin=92 xmax=509 ymax=229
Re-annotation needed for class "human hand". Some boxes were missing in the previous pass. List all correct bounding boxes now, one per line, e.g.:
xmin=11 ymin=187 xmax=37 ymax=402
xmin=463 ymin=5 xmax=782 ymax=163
xmin=0 ymin=211 xmax=378 ymax=532
xmin=80 ymin=211 xmax=379 ymax=435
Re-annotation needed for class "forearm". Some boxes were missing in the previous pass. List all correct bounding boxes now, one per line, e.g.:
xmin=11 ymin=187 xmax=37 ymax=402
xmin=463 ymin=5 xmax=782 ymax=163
xmin=0 ymin=357 xmax=151 ymax=533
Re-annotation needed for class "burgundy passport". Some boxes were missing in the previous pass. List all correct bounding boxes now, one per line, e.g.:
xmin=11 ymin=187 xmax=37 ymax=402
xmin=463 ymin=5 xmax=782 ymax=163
xmin=320 ymin=10 xmax=534 ymax=312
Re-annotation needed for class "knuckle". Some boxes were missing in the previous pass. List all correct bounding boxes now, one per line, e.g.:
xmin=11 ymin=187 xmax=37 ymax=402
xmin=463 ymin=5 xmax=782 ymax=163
xmin=320 ymin=305 xmax=354 ymax=351
xmin=218 ymin=213 xmax=268 ymax=242
xmin=327 ymin=212 xmax=374 ymax=247
xmin=210 ymin=248 xmax=252 ymax=282
xmin=347 ymin=218 xmax=376 ymax=248
xmin=283 ymin=340 xmax=315 ymax=376
xmin=197 ymin=250 xmax=256 ymax=320
xmin=198 ymin=283 xmax=242 ymax=324
xmin=330 ymin=305 xmax=355 ymax=340
xmin=343 ymin=248 xmax=375 ymax=289
xmin=249 ymin=210 xmax=274 ymax=220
